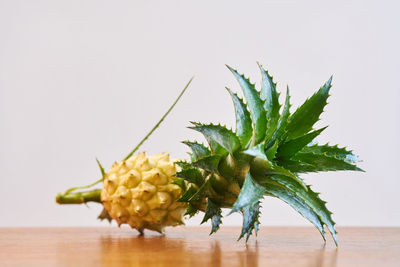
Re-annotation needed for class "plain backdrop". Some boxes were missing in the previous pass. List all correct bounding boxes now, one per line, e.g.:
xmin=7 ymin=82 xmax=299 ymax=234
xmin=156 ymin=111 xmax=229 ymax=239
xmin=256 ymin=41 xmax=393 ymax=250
xmin=1 ymin=0 xmax=399 ymax=229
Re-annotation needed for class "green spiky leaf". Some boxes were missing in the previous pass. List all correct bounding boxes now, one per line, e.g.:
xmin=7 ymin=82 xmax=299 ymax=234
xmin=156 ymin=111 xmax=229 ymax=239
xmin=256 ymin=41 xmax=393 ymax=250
xmin=172 ymin=178 xmax=186 ymax=190
xmin=185 ymin=203 xmax=199 ymax=217
xmin=277 ymin=127 xmax=328 ymax=159
xmin=174 ymin=168 xmax=204 ymax=187
xmin=243 ymin=142 xmax=268 ymax=161
xmin=238 ymin=201 xmax=261 ymax=242
xmin=189 ymin=123 xmax=240 ymax=154
xmin=178 ymin=185 xmax=198 ymax=202
xmin=265 ymin=140 xmax=279 ymax=161
xmin=227 ymin=65 xmax=267 ymax=144
xmin=175 ymin=160 xmax=191 ymax=169
xmin=98 ymin=208 xmax=113 ymax=223
xmin=301 ymin=144 xmax=360 ymax=164
xmin=277 ymin=159 xmax=318 ymax=173
xmin=189 ymin=122 xmax=227 ymax=155
xmin=208 ymin=173 xmax=229 ymax=194
xmin=264 ymin=182 xmax=326 ymax=241
xmin=191 ymin=154 xmax=222 ymax=174
xmin=182 ymin=141 xmax=211 ymax=161
xmin=211 ymin=211 xmax=223 ymax=234
xmin=268 ymin=87 xmax=291 ymax=146
xmin=189 ymin=179 xmax=219 ymax=202
xmin=251 ymin=157 xmax=308 ymax=190
xmin=268 ymin=174 xmax=337 ymax=245
xmin=285 ymin=77 xmax=332 ymax=140
xmin=259 ymin=63 xmax=281 ymax=140
xmin=230 ymin=173 xmax=265 ymax=214
xmin=201 ymin=199 xmax=223 ymax=234
xmin=226 ymin=88 xmax=253 ymax=148
xmin=293 ymin=152 xmax=363 ymax=172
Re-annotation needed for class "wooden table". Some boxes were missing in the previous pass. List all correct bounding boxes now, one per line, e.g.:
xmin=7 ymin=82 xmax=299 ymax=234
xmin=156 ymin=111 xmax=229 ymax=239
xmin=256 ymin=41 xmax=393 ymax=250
xmin=0 ymin=227 xmax=398 ymax=266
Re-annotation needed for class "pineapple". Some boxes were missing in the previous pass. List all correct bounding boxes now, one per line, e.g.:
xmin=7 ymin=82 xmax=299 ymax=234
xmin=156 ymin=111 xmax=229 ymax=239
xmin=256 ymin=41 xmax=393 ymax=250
xmin=56 ymin=64 xmax=362 ymax=245
xmin=101 ymin=152 xmax=186 ymax=233
xmin=56 ymin=78 xmax=192 ymax=233
xmin=174 ymin=64 xmax=363 ymax=244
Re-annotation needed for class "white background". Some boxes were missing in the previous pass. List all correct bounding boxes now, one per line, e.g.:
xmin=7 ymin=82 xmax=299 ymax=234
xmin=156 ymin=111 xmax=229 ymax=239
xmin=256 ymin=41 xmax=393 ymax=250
xmin=1 ymin=0 xmax=399 ymax=228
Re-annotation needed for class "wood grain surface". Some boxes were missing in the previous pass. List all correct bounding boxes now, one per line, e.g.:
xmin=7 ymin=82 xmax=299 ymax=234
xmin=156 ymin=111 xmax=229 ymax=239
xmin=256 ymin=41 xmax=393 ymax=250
xmin=0 ymin=227 xmax=398 ymax=267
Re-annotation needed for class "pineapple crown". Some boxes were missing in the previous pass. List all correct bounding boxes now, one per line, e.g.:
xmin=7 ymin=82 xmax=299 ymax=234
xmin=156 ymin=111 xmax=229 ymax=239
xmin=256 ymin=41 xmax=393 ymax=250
xmin=174 ymin=63 xmax=363 ymax=245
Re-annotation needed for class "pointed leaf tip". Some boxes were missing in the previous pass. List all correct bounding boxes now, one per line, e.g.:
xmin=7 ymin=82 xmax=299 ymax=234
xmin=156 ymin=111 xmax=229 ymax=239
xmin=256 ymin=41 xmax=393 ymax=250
xmin=264 ymin=181 xmax=327 ymax=242
xmin=277 ymin=126 xmax=328 ymax=159
xmin=285 ymin=78 xmax=332 ymax=140
xmin=96 ymin=158 xmax=106 ymax=179
xmin=191 ymin=154 xmax=222 ymax=174
xmin=258 ymin=63 xmax=280 ymax=136
xmin=182 ymin=141 xmax=211 ymax=161
xmin=201 ymin=199 xmax=223 ymax=234
xmin=190 ymin=124 xmax=241 ymax=154
xmin=227 ymin=65 xmax=267 ymax=144
xmin=238 ymin=202 xmax=261 ymax=242
xmin=230 ymin=173 xmax=265 ymax=215
xmin=226 ymin=87 xmax=253 ymax=148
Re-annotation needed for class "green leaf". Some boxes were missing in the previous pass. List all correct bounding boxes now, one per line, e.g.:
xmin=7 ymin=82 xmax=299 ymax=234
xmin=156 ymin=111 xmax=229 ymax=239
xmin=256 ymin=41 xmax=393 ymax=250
xmin=226 ymin=65 xmax=267 ymax=144
xmin=229 ymin=173 xmax=265 ymax=214
xmin=174 ymin=168 xmax=204 ymax=187
xmin=293 ymin=152 xmax=363 ymax=172
xmin=243 ymin=142 xmax=268 ymax=161
xmin=185 ymin=203 xmax=199 ymax=218
xmin=264 ymin=182 xmax=326 ymax=241
xmin=301 ymin=144 xmax=360 ymax=164
xmin=178 ymin=185 xmax=198 ymax=202
xmin=277 ymin=127 xmax=328 ymax=159
xmin=277 ymin=159 xmax=318 ymax=173
xmin=265 ymin=140 xmax=279 ymax=161
xmin=258 ymin=63 xmax=281 ymax=140
xmin=285 ymin=77 xmax=332 ymax=140
xmin=96 ymin=158 xmax=106 ymax=179
xmin=175 ymin=160 xmax=191 ymax=169
xmin=268 ymin=165 xmax=307 ymax=188
xmin=238 ymin=201 xmax=261 ymax=242
xmin=268 ymin=175 xmax=337 ymax=245
xmin=188 ymin=179 xmax=218 ymax=202
xmin=201 ymin=199 xmax=223 ymax=234
xmin=172 ymin=178 xmax=186 ymax=190
xmin=189 ymin=123 xmax=226 ymax=155
xmin=191 ymin=154 xmax=222 ymax=174
xmin=98 ymin=208 xmax=113 ymax=223
xmin=124 ymin=77 xmax=193 ymax=160
xmin=226 ymin=88 xmax=253 ymax=148
xmin=208 ymin=173 xmax=229 ymax=194
xmin=189 ymin=123 xmax=240 ymax=154
xmin=268 ymin=87 xmax=291 ymax=146
xmin=211 ymin=211 xmax=223 ymax=234
xmin=250 ymin=157 xmax=308 ymax=190
xmin=218 ymin=153 xmax=250 ymax=184
xmin=182 ymin=141 xmax=211 ymax=161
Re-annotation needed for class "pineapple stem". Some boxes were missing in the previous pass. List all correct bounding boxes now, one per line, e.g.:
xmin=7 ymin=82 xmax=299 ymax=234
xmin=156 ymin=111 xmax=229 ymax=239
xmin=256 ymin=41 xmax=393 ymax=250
xmin=123 ymin=77 xmax=194 ymax=160
xmin=56 ymin=189 xmax=102 ymax=204
xmin=64 ymin=178 xmax=103 ymax=194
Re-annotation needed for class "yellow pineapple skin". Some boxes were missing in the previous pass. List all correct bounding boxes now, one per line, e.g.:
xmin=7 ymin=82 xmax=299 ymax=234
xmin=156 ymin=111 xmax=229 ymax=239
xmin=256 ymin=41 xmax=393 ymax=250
xmin=101 ymin=152 xmax=186 ymax=233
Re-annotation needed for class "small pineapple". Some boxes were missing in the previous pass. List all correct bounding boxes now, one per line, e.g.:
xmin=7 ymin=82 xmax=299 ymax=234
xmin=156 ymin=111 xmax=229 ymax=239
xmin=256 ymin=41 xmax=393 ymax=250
xmin=56 ymin=64 xmax=363 ymax=245
xmin=174 ymin=63 xmax=363 ymax=244
xmin=101 ymin=152 xmax=186 ymax=233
